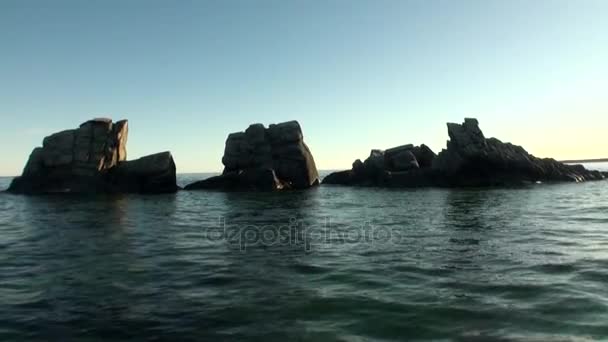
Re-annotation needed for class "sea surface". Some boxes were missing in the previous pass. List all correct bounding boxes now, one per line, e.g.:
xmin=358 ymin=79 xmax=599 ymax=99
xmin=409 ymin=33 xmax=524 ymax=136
xmin=1 ymin=164 xmax=608 ymax=341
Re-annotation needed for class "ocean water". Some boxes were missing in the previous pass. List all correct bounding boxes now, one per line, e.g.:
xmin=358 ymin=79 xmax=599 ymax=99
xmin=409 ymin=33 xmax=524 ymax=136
xmin=1 ymin=164 xmax=607 ymax=341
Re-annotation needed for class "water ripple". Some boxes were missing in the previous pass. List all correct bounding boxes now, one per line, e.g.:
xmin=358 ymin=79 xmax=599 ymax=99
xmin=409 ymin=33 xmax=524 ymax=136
xmin=1 ymin=175 xmax=608 ymax=341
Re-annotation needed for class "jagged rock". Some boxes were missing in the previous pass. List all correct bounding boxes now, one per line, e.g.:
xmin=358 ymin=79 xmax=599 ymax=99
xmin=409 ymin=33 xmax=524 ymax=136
xmin=323 ymin=118 xmax=605 ymax=187
xmin=7 ymin=118 xmax=177 ymax=194
xmin=411 ymin=144 xmax=436 ymax=168
xmin=186 ymin=120 xmax=319 ymax=191
xmin=352 ymin=159 xmax=364 ymax=174
xmin=362 ymin=149 xmax=385 ymax=175
xmin=433 ymin=119 xmax=605 ymax=186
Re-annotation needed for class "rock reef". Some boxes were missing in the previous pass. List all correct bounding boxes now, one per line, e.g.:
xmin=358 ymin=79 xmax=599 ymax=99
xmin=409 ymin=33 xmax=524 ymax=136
xmin=8 ymin=118 xmax=178 ymax=194
xmin=185 ymin=120 xmax=319 ymax=191
xmin=323 ymin=118 xmax=606 ymax=187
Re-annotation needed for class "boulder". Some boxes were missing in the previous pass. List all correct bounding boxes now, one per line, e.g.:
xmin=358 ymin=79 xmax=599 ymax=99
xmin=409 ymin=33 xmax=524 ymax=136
xmin=186 ymin=120 xmax=319 ymax=191
xmin=321 ymin=170 xmax=355 ymax=186
xmin=387 ymin=150 xmax=419 ymax=171
xmin=411 ymin=144 xmax=436 ymax=168
xmin=8 ymin=118 xmax=177 ymax=194
xmin=382 ymin=144 xmax=435 ymax=171
xmin=108 ymin=152 xmax=178 ymax=194
xmin=324 ymin=143 xmax=432 ymax=186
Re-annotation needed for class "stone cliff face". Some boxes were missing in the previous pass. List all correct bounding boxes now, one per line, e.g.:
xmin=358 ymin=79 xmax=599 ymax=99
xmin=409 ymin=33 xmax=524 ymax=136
xmin=185 ymin=121 xmax=319 ymax=191
xmin=21 ymin=118 xmax=128 ymax=180
xmin=8 ymin=118 xmax=177 ymax=194
xmin=323 ymin=118 xmax=606 ymax=187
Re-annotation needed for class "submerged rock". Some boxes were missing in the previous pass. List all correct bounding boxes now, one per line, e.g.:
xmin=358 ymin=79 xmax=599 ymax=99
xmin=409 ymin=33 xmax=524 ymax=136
xmin=185 ymin=120 xmax=319 ymax=191
xmin=323 ymin=118 xmax=605 ymax=187
xmin=8 ymin=118 xmax=178 ymax=194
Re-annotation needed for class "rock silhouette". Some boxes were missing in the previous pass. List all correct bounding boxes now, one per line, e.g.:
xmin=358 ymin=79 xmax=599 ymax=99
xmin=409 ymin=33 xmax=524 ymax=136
xmin=323 ymin=118 xmax=606 ymax=187
xmin=185 ymin=120 xmax=319 ymax=191
xmin=8 ymin=118 xmax=177 ymax=194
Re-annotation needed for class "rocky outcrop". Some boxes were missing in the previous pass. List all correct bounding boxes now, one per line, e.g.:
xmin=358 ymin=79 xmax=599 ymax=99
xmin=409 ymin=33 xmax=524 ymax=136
xmin=185 ymin=120 xmax=319 ymax=191
xmin=8 ymin=118 xmax=178 ymax=194
xmin=107 ymin=152 xmax=178 ymax=194
xmin=432 ymin=118 xmax=605 ymax=186
xmin=323 ymin=118 xmax=606 ymax=187
xmin=323 ymin=143 xmax=439 ymax=187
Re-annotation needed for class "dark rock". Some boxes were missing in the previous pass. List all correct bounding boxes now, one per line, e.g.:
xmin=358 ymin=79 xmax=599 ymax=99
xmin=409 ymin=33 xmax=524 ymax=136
xmin=388 ymin=150 xmax=419 ymax=171
xmin=352 ymin=159 xmax=364 ymax=174
xmin=384 ymin=144 xmax=413 ymax=159
xmin=323 ymin=118 xmax=606 ymax=188
xmin=411 ymin=144 xmax=436 ymax=168
xmin=384 ymin=168 xmax=441 ymax=188
xmin=185 ymin=168 xmax=287 ymax=191
xmin=108 ymin=152 xmax=178 ymax=194
xmin=363 ymin=149 xmax=385 ymax=175
xmin=433 ymin=119 xmax=605 ymax=186
xmin=8 ymin=118 xmax=177 ymax=195
xmin=324 ymin=143 xmax=433 ymax=186
xmin=322 ymin=170 xmax=355 ymax=186
xmin=22 ymin=147 xmax=44 ymax=177
xmin=186 ymin=120 xmax=319 ymax=191
xmin=267 ymin=120 xmax=303 ymax=144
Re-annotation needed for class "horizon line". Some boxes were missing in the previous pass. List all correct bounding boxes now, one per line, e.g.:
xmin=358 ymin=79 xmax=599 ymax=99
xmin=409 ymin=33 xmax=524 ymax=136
xmin=558 ymin=158 xmax=608 ymax=164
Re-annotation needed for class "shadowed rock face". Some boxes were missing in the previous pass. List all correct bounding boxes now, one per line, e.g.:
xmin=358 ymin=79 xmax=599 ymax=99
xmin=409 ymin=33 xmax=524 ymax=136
xmin=323 ymin=118 xmax=606 ymax=187
xmin=185 ymin=120 xmax=319 ymax=191
xmin=8 ymin=118 xmax=178 ymax=194
xmin=433 ymin=118 xmax=605 ymax=185
xmin=107 ymin=152 xmax=178 ymax=194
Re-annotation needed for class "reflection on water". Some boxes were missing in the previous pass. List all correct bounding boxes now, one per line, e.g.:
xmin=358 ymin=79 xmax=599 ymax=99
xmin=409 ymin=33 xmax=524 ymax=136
xmin=1 ymin=175 xmax=608 ymax=340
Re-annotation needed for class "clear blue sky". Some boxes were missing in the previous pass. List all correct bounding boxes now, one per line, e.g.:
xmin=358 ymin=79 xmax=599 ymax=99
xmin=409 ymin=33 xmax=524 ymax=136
xmin=2 ymin=0 xmax=607 ymax=176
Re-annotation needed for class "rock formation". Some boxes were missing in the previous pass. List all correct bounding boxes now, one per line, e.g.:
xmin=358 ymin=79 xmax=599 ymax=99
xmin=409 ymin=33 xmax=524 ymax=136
xmin=323 ymin=118 xmax=606 ymax=187
xmin=8 ymin=118 xmax=178 ymax=194
xmin=107 ymin=152 xmax=178 ymax=194
xmin=323 ymin=143 xmax=440 ymax=187
xmin=185 ymin=120 xmax=319 ymax=191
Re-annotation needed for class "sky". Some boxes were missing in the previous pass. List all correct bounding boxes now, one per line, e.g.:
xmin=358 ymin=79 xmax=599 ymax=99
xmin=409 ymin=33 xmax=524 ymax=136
xmin=1 ymin=0 xmax=607 ymax=176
